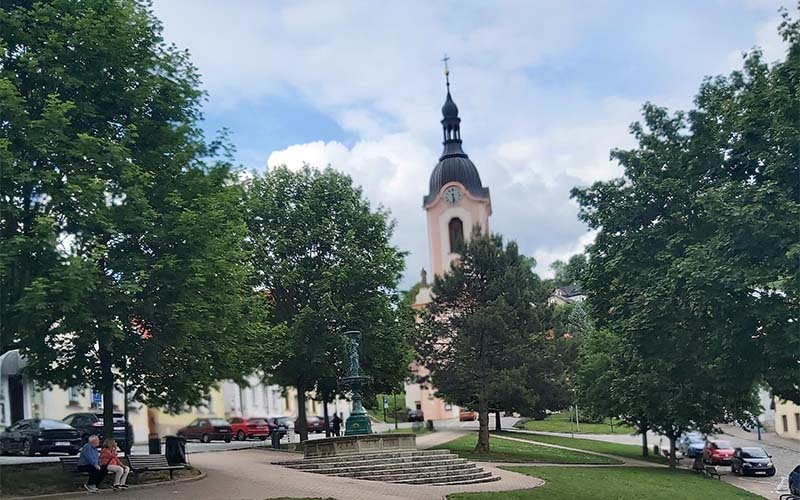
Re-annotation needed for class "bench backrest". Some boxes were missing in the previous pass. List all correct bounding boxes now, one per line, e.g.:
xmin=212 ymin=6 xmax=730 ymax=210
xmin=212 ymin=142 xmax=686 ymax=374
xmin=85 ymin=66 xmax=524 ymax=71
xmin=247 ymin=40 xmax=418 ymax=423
xmin=128 ymin=455 xmax=170 ymax=468
xmin=704 ymin=465 xmax=718 ymax=474
xmin=60 ymin=457 xmax=80 ymax=473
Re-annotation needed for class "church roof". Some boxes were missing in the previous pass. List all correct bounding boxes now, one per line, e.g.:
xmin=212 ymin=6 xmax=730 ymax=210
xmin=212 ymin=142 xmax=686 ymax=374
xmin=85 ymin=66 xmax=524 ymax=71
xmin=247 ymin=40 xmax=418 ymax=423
xmin=424 ymin=85 xmax=490 ymax=206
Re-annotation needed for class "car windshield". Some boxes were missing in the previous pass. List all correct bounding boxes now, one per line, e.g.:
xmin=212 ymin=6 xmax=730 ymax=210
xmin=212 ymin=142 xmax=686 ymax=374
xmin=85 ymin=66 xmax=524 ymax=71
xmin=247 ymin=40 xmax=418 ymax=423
xmin=276 ymin=417 xmax=290 ymax=425
xmin=40 ymin=419 xmax=73 ymax=429
xmin=741 ymin=448 xmax=768 ymax=458
xmin=714 ymin=441 xmax=732 ymax=449
xmin=210 ymin=419 xmax=229 ymax=426
xmin=248 ymin=419 xmax=267 ymax=425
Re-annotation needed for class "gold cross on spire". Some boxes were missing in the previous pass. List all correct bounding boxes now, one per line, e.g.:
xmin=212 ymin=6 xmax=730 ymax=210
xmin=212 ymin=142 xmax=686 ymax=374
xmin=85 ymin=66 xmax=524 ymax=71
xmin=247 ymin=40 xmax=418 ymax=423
xmin=442 ymin=54 xmax=450 ymax=88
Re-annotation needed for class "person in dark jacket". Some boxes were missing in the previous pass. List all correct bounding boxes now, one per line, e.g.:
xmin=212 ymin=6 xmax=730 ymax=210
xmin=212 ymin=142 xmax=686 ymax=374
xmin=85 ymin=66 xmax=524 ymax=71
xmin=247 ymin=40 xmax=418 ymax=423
xmin=77 ymin=435 xmax=107 ymax=492
xmin=332 ymin=413 xmax=342 ymax=437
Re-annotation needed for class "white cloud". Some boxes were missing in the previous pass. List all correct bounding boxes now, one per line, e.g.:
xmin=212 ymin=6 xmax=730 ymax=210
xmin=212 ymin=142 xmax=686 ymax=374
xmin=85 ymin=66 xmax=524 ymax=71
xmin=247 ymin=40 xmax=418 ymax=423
xmin=151 ymin=0 xmax=787 ymax=288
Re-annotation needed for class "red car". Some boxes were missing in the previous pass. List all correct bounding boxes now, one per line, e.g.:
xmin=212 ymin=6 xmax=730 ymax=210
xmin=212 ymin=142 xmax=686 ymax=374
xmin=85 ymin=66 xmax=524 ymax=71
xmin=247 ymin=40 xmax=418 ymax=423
xmin=703 ymin=439 xmax=734 ymax=465
xmin=176 ymin=418 xmax=232 ymax=443
xmin=227 ymin=417 xmax=271 ymax=441
xmin=459 ymin=410 xmax=476 ymax=421
xmin=295 ymin=416 xmax=327 ymax=433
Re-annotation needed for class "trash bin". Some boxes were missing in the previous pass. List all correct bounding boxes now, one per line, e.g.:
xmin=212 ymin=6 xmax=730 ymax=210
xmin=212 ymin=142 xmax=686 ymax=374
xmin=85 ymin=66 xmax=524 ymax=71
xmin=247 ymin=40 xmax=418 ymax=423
xmin=270 ymin=429 xmax=281 ymax=449
xmin=165 ymin=435 xmax=187 ymax=465
xmin=425 ymin=419 xmax=434 ymax=431
xmin=148 ymin=433 xmax=161 ymax=455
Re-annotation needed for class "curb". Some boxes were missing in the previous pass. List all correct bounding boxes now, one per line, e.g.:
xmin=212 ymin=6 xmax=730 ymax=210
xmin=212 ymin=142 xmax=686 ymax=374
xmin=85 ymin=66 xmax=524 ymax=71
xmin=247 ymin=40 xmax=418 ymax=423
xmin=4 ymin=470 xmax=206 ymax=500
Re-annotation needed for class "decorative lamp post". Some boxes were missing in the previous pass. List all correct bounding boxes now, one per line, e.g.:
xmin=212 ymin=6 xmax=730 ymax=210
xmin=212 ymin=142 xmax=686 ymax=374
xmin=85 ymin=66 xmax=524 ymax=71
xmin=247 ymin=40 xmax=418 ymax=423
xmin=338 ymin=330 xmax=372 ymax=435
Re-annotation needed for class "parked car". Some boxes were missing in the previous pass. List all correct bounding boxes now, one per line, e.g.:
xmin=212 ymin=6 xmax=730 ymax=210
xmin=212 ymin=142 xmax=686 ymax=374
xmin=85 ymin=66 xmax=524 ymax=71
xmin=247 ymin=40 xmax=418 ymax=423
xmin=0 ymin=419 xmax=81 ymax=456
xmin=677 ymin=431 xmax=705 ymax=458
xmin=293 ymin=416 xmax=327 ymax=433
xmin=789 ymin=464 xmax=800 ymax=495
xmin=703 ymin=439 xmax=734 ymax=465
xmin=227 ymin=417 xmax=270 ymax=441
xmin=176 ymin=418 xmax=233 ymax=443
xmin=263 ymin=416 xmax=292 ymax=437
xmin=408 ymin=409 xmax=425 ymax=422
xmin=63 ymin=412 xmax=133 ymax=451
xmin=459 ymin=409 xmax=476 ymax=422
xmin=730 ymin=447 xmax=775 ymax=477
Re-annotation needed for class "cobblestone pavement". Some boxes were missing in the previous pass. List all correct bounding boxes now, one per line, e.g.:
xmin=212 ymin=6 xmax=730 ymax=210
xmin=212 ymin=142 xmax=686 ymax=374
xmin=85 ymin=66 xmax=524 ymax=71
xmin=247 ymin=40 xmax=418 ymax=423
xmin=52 ymin=447 xmax=544 ymax=500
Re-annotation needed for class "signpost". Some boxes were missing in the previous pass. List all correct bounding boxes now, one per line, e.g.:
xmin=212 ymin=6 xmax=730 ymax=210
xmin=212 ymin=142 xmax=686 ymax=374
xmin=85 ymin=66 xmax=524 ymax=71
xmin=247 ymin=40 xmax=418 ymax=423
xmin=383 ymin=396 xmax=389 ymax=423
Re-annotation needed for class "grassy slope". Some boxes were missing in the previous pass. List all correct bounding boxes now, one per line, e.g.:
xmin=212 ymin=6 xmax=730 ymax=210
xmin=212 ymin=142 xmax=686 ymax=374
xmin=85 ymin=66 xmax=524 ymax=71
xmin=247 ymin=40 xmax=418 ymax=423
xmin=449 ymin=466 xmax=762 ymax=500
xmin=517 ymin=412 xmax=634 ymax=434
xmin=497 ymin=431 xmax=667 ymax=464
xmin=434 ymin=434 xmax=621 ymax=464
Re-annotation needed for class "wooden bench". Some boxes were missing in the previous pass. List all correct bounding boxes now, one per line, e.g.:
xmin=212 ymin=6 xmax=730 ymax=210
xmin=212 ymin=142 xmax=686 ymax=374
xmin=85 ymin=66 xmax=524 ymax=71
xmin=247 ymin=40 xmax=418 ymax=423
xmin=59 ymin=457 xmax=88 ymax=483
xmin=127 ymin=454 xmax=186 ymax=481
xmin=703 ymin=465 xmax=726 ymax=480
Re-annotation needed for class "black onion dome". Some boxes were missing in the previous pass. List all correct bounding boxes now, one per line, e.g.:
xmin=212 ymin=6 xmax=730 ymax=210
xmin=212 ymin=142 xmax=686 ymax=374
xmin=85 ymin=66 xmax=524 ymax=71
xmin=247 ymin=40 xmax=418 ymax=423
xmin=424 ymin=87 xmax=490 ymax=205
xmin=441 ymin=92 xmax=459 ymax=118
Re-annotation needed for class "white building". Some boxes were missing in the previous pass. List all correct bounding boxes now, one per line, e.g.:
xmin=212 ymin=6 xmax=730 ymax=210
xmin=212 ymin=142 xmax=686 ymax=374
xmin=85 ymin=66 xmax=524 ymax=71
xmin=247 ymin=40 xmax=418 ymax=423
xmin=0 ymin=350 xmax=149 ymax=441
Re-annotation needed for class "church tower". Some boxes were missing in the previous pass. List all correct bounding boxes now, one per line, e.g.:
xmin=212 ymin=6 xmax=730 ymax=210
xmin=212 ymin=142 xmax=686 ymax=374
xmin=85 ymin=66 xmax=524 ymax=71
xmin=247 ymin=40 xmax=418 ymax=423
xmin=423 ymin=67 xmax=492 ymax=279
xmin=406 ymin=63 xmax=492 ymax=421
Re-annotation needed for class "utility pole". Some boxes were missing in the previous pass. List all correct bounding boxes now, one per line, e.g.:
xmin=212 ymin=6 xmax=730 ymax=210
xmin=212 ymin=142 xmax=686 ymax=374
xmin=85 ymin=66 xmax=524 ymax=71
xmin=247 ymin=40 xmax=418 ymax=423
xmin=393 ymin=393 xmax=398 ymax=430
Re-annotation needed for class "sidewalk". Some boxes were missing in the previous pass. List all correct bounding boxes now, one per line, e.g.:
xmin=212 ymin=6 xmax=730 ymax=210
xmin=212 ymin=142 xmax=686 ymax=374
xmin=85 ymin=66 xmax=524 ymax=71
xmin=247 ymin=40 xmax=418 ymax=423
xmin=720 ymin=424 xmax=800 ymax=452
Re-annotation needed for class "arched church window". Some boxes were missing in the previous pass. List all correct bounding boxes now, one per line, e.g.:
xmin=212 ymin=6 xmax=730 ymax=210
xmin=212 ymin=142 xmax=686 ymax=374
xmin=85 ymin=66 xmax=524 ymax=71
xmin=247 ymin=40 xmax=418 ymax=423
xmin=449 ymin=217 xmax=464 ymax=253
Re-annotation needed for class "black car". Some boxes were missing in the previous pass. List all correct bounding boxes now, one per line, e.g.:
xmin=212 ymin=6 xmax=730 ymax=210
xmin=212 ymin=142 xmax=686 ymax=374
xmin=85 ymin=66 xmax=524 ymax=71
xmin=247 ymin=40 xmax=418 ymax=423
xmin=731 ymin=447 xmax=776 ymax=477
xmin=0 ymin=419 xmax=81 ymax=456
xmin=408 ymin=409 xmax=425 ymax=422
xmin=263 ymin=416 xmax=292 ymax=437
xmin=63 ymin=412 xmax=133 ymax=451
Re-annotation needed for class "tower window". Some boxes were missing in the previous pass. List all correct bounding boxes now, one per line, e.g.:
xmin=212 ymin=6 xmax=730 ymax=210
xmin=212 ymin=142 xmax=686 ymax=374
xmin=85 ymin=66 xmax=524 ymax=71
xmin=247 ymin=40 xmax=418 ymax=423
xmin=449 ymin=217 xmax=464 ymax=253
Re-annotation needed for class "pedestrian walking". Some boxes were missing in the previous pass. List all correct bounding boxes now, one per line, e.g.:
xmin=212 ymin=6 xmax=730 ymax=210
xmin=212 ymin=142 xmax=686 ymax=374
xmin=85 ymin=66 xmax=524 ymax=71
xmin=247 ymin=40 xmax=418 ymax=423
xmin=332 ymin=413 xmax=342 ymax=436
xmin=77 ymin=435 xmax=107 ymax=493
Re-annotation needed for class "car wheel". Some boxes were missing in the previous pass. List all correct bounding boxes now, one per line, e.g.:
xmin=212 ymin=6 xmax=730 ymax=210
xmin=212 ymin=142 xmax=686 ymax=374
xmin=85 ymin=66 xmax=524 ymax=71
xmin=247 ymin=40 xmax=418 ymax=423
xmin=224 ymin=437 xmax=231 ymax=443
xmin=259 ymin=436 xmax=266 ymax=441
xmin=22 ymin=439 xmax=34 ymax=457
xmin=201 ymin=434 xmax=211 ymax=443
xmin=237 ymin=430 xmax=246 ymax=441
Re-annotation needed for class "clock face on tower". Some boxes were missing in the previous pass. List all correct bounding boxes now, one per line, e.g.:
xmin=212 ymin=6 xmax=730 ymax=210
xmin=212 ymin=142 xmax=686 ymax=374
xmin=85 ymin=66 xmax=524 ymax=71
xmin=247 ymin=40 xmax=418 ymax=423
xmin=444 ymin=186 xmax=462 ymax=205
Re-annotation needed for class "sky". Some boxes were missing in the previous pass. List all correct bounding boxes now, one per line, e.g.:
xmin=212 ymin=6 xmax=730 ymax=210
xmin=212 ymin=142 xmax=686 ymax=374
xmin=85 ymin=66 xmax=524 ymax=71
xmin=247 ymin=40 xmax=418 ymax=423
xmin=152 ymin=0 xmax=789 ymax=289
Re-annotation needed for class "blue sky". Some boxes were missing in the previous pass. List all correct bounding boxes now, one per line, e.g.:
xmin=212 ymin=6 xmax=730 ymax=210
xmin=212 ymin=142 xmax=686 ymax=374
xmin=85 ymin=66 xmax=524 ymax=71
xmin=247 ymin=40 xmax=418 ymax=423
xmin=153 ymin=0 xmax=788 ymax=289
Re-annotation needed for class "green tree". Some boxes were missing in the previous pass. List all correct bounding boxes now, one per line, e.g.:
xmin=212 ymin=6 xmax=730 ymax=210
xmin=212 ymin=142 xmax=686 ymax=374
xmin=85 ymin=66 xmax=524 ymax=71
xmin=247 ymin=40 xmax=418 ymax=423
xmin=550 ymin=254 xmax=587 ymax=287
xmin=0 ymin=0 xmax=263 ymax=438
xmin=417 ymin=232 xmax=549 ymax=454
xmin=246 ymin=165 xmax=412 ymax=442
xmin=571 ymin=10 xmax=799 ymax=465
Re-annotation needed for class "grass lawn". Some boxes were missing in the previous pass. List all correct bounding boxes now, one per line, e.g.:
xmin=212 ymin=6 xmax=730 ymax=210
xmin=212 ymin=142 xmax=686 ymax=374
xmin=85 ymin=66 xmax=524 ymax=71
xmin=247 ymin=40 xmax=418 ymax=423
xmin=497 ymin=431 xmax=667 ymax=465
xmin=515 ymin=412 xmax=634 ymax=434
xmin=448 ymin=466 xmax=761 ymax=500
xmin=0 ymin=462 xmax=200 ymax=497
xmin=434 ymin=434 xmax=621 ymax=464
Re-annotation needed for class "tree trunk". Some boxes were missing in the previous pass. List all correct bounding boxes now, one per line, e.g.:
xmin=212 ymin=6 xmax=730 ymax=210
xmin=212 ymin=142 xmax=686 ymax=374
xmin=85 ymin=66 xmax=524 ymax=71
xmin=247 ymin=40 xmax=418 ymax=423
xmin=639 ymin=420 xmax=649 ymax=457
xmin=494 ymin=410 xmax=502 ymax=431
xmin=296 ymin=383 xmax=309 ymax=442
xmin=98 ymin=343 xmax=115 ymax=443
xmin=669 ymin=435 xmax=678 ymax=469
xmin=474 ymin=397 xmax=490 ymax=454
xmin=322 ymin=390 xmax=331 ymax=438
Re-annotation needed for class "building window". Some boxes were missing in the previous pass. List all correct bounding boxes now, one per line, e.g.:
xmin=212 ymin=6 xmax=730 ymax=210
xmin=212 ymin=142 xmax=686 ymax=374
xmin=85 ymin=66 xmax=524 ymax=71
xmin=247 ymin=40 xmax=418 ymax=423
xmin=448 ymin=218 xmax=464 ymax=253
xmin=795 ymin=413 xmax=800 ymax=431
xmin=68 ymin=387 xmax=81 ymax=405
xmin=783 ymin=414 xmax=789 ymax=432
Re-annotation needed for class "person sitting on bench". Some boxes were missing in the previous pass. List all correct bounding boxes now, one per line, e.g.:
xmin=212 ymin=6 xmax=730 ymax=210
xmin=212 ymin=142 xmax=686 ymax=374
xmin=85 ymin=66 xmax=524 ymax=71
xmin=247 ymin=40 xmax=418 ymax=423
xmin=100 ymin=438 xmax=129 ymax=489
xmin=77 ymin=435 xmax=107 ymax=493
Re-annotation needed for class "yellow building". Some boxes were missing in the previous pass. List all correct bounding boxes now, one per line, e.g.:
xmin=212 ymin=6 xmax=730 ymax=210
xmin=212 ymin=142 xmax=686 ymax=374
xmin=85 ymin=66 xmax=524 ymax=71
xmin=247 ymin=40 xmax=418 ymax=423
xmin=775 ymin=398 xmax=800 ymax=441
xmin=148 ymin=388 xmax=226 ymax=437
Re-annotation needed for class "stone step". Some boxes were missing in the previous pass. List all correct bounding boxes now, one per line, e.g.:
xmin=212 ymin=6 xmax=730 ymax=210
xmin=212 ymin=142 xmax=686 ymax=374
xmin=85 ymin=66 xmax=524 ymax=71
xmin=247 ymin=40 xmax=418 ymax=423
xmin=391 ymin=470 xmax=495 ymax=485
xmin=429 ymin=475 xmax=502 ymax=486
xmin=274 ymin=449 xmax=449 ymax=466
xmin=347 ymin=463 xmax=481 ymax=482
xmin=282 ymin=452 xmax=460 ymax=470
xmin=313 ymin=457 xmax=468 ymax=475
